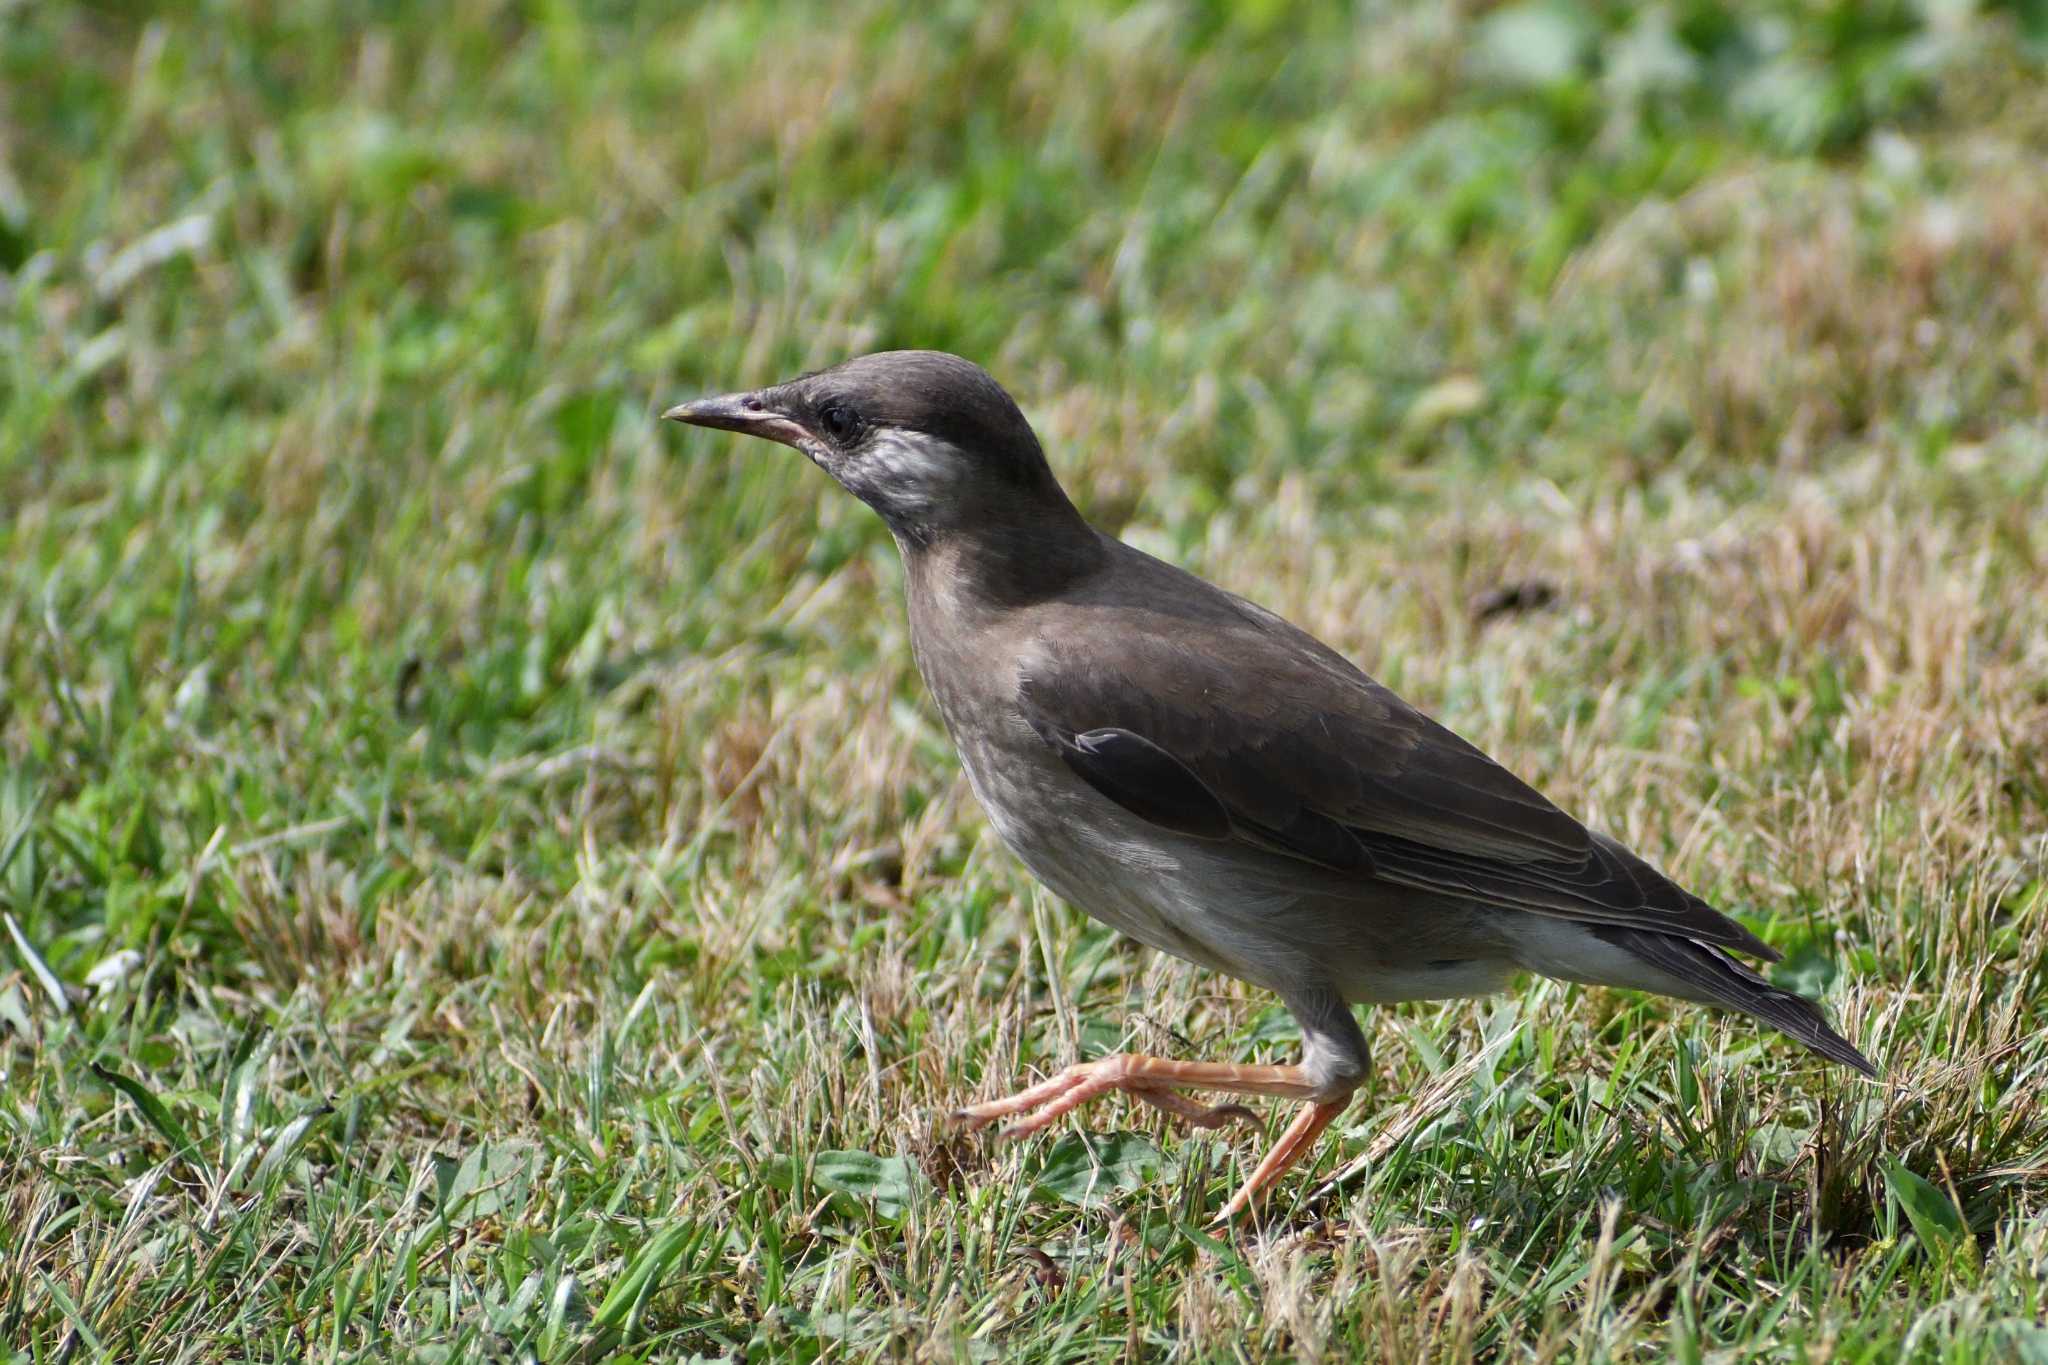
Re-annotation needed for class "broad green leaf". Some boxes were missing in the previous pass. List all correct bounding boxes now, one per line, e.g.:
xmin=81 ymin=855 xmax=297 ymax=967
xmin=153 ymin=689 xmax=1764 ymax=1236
xmin=1997 ymin=1322 xmax=2048 ymax=1365
xmin=432 ymin=1142 xmax=533 ymax=1225
xmin=811 ymin=1150 xmax=921 ymax=1221
xmin=1036 ymin=1132 xmax=1173 ymax=1207
xmin=1884 ymin=1160 xmax=1968 ymax=1255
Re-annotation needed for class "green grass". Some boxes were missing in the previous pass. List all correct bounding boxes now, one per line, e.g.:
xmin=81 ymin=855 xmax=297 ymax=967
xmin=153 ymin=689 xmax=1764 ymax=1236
xmin=5 ymin=0 xmax=2048 ymax=1358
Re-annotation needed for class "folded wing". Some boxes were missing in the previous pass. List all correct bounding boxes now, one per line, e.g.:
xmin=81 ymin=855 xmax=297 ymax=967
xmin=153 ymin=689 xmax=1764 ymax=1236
xmin=1017 ymin=599 xmax=1776 ymax=961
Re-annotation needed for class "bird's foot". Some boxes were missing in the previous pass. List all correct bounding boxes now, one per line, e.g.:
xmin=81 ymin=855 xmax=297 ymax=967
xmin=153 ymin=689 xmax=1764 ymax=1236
xmin=947 ymin=1058 xmax=1141 ymax=1139
xmin=950 ymin=1052 xmax=1315 ymax=1138
xmin=950 ymin=1052 xmax=1353 ymax=1222
xmin=1127 ymin=1084 xmax=1259 ymax=1131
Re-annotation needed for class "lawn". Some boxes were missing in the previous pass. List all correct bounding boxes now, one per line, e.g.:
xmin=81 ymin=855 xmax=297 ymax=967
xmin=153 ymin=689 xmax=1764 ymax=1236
xmin=5 ymin=0 xmax=2048 ymax=1358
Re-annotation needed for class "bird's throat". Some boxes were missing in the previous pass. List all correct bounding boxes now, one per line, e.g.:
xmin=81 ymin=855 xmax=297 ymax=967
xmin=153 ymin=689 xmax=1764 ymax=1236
xmin=901 ymin=510 xmax=1105 ymax=612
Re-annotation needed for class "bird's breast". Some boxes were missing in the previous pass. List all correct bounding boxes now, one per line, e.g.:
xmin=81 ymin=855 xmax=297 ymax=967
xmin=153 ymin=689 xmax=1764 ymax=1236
xmin=902 ymin=601 xmax=1515 ymax=1006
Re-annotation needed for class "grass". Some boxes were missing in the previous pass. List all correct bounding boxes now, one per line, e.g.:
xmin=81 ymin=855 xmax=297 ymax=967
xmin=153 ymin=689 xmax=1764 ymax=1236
xmin=5 ymin=0 xmax=2048 ymax=1358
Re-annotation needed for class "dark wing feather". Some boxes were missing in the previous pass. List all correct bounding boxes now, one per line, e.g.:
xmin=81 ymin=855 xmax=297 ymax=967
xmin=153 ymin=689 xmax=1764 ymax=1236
xmin=1035 ymin=724 xmax=1232 ymax=840
xmin=1595 ymin=927 xmax=1875 ymax=1074
xmin=1017 ymin=594 xmax=1775 ymax=960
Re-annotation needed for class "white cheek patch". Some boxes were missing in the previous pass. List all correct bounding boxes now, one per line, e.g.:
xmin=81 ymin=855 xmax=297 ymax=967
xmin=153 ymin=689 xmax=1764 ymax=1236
xmin=864 ymin=430 xmax=965 ymax=502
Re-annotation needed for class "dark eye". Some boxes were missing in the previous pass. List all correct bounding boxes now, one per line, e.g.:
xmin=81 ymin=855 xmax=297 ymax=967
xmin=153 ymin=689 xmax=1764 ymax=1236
xmin=818 ymin=404 xmax=861 ymax=443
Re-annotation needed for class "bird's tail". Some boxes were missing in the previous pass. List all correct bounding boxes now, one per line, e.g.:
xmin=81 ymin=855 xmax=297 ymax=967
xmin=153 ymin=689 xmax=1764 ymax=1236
xmin=1595 ymin=926 xmax=1879 ymax=1077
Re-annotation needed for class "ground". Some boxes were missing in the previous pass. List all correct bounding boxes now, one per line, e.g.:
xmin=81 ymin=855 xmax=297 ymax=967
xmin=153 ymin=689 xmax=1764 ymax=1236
xmin=5 ymin=1 xmax=2048 ymax=1359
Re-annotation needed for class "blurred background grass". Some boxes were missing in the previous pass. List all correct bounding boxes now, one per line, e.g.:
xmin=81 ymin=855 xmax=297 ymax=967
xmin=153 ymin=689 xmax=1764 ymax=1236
xmin=5 ymin=1 xmax=2048 ymax=1359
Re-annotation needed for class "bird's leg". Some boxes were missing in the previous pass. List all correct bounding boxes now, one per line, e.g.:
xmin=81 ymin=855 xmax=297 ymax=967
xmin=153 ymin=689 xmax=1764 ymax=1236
xmin=951 ymin=1054 xmax=1329 ymax=1137
xmin=951 ymin=1053 xmax=1357 ymax=1216
xmin=1211 ymin=1098 xmax=1349 ymax=1222
xmin=953 ymin=992 xmax=1370 ymax=1221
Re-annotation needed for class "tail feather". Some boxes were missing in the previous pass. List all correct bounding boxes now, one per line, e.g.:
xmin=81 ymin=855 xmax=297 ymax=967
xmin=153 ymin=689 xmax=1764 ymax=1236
xmin=1597 ymin=927 xmax=1879 ymax=1078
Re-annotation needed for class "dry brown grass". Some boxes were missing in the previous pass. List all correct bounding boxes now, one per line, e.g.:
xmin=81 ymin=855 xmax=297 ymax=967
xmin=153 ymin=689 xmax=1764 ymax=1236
xmin=7 ymin=2 xmax=2048 ymax=1358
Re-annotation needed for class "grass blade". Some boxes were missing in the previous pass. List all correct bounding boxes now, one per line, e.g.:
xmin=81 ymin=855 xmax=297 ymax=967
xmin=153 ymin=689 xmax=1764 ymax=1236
xmin=591 ymin=1219 xmax=700 ymax=1337
xmin=92 ymin=1062 xmax=206 ymax=1176
xmin=4 ymin=912 xmax=70 ymax=1018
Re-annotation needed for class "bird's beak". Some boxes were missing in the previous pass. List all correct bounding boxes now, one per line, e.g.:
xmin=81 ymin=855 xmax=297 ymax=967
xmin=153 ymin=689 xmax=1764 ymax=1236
xmin=661 ymin=390 xmax=811 ymax=449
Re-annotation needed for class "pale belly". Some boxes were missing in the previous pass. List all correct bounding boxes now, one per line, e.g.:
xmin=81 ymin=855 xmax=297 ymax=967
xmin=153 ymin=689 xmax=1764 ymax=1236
xmin=953 ymin=726 xmax=1519 ymax=1007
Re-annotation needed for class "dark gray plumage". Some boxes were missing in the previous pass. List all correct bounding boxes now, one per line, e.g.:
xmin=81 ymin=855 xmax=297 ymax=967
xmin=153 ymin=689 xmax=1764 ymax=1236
xmin=666 ymin=349 xmax=1877 ymax=1218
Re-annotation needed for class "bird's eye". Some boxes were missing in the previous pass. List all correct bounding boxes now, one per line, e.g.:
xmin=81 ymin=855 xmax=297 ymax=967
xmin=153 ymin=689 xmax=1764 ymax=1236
xmin=818 ymin=404 xmax=861 ymax=443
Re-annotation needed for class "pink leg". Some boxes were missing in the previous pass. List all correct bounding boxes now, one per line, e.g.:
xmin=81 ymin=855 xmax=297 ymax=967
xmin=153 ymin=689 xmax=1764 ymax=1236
xmin=951 ymin=1053 xmax=1325 ymax=1135
xmin=951 ymin=1052 xmax=1355 ymax=1218
xmin=1212 ymin=1098 xmax=1349 ymax=1222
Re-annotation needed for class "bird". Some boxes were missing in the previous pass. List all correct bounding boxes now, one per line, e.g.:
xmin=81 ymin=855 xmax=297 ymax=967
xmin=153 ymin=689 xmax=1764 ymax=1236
xmin=664 ymin=349 xmax=1877 ymax=1220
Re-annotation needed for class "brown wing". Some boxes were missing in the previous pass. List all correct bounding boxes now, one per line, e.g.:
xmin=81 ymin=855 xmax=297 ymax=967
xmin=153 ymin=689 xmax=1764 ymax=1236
xmin=1017 ymin=599 xmax=1776 ymax=961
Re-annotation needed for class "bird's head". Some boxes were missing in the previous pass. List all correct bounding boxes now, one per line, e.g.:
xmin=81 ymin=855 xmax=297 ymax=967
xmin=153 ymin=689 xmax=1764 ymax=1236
xmin=664 ymin=350 xmax=1073 ymax=547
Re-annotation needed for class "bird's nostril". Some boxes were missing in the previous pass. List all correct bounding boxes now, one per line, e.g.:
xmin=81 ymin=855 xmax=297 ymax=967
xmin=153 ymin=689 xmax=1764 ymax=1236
xmin=744 ymin=396 xmax=764 ymax=411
